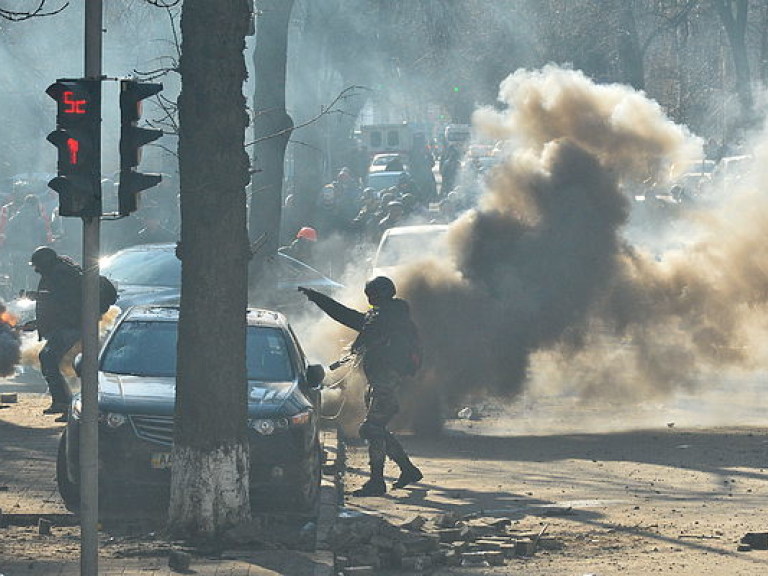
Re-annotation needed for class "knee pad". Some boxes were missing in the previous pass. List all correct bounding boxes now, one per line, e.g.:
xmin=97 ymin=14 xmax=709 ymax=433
xmin=358 ymin=420 xmax=387 ymax=441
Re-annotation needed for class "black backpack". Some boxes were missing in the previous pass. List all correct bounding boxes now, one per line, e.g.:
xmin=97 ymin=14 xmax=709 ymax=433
xmin=99 ymin=275 xmax=118 ymax=315
xmin=389 ymin=319 xmax=423 ymax=377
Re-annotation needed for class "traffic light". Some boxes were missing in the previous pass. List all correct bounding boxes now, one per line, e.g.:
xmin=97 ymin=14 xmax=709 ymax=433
xmin=46 ymin=78 xmax=102 ymax=217
xmin=118 ymin=79 xmax=163 ymax=216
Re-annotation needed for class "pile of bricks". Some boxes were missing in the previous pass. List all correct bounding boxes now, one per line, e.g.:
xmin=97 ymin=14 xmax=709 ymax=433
xmin=326 ymin=509 xmax=559 ymax=573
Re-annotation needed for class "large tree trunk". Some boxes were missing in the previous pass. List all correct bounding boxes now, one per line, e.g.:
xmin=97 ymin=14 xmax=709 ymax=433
xmin=248 ymin=0 xmax=295 ymax=298
xmin=712 ymin=0 xmax=754 ymax=126
xmin=169 ymin=0 xmax=252 ymax=540
xmin=615 ymin=1 xmax=645 ymax=90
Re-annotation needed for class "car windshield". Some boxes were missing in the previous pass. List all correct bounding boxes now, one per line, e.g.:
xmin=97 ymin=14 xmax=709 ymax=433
xmin=102 ymin=248 xmax=180 ymax=287
xmin=375 ymin=229 xmax=449 ymax=267
xmin=366 ymin=172 xmax=405 ymax=191
xmin=101 ymin=320 xmax=295 ymax=382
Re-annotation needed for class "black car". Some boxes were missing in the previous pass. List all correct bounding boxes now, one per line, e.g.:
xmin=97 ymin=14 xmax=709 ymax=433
xmin=99 ymin=242 xmax=343 ymax=311
xmin=57 ymin=305 xmax=325 ymax=512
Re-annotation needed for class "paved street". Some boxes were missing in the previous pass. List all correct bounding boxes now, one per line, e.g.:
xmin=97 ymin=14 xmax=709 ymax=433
xmin=0 ymin=394 xmax=336 ymax=576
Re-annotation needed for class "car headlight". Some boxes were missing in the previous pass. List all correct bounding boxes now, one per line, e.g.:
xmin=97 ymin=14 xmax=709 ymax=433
xmin=102 ymin=412 xmax=127 ymax=428
xmin=250 ymin=419 xmax=275 ymax=436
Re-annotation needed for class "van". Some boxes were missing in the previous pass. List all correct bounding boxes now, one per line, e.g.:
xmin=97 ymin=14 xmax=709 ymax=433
xmin=371 ymin=224 xmax=450 ymax=278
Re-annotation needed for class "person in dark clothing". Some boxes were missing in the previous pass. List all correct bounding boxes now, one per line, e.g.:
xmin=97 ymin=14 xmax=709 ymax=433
xmin=298 ymin=276 xmax=422 ymax=496
xmin=27 ymin=246 xmax=82 ymax=419
xmin=279 ymin=226 xmax=318 ymax=265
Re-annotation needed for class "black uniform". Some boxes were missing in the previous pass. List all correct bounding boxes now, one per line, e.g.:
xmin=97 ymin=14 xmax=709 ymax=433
xmin=31 ymin=252 xmax=82 ymax=412
xmin=301 ymin=287 xmax=422 ymax=495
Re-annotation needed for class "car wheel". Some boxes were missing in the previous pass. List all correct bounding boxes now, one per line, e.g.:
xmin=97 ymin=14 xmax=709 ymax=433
xmin=56 ymin=430 xmax=80 ymax=513
xmin=288 ymin=442 xmax=322 ymax=513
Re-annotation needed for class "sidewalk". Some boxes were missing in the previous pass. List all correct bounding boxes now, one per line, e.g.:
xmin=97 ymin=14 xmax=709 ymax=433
xmin=0 ymin=394 xmax=338 ymax=576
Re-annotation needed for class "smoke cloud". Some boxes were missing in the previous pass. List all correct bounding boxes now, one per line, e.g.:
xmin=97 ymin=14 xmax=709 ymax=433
xmin=396 ymin=65 xmax=768 ymax=407
xmin=0 ymin=324 xmax=21 ymax=377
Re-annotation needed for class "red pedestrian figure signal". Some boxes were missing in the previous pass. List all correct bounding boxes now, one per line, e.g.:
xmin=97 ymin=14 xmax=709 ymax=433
xmin=66 ymin=137 xmax=80 ymax=164
xmin=63 ymin=90 xmax=87 ymax=114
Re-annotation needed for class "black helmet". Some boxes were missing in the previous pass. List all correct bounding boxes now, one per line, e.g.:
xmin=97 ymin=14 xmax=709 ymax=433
xmin=29 ymin=246 xmax=58 ymax=268
xmin=365 ymin=276 xmax=396 ymax=302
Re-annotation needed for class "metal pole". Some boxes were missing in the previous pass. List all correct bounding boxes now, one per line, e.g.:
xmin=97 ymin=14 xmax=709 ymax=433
xmin=81 ymin=1 xmax=102 ymax=575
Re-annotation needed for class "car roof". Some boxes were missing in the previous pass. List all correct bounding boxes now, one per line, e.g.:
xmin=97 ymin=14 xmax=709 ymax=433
xmin=122 ymin=305 xmax=288 ymax=328
xmin=381 ymin=224 xmax=449 ymax=238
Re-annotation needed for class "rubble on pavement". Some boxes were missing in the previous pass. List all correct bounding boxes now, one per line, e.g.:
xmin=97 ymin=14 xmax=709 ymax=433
xmin=325 ymin=509 xmax=561 ymax=573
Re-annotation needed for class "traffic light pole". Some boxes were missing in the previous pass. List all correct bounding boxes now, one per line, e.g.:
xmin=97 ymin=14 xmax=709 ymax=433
xmin=81 ymin=1 xmax=102 ymax=575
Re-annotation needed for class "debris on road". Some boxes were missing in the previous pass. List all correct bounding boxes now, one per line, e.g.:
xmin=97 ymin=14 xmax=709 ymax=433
xmin=740 ymin=532 xmax=768 ymax=550
xmin=326 ymin=507 xmax=561 ymax=571
xmin=37 ymin=517 xmax=52 ymax=536
xmin=168 ymin=549 xmax=191 ymax=571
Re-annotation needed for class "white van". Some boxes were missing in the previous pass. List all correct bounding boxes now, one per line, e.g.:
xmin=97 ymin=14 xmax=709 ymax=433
xmin=371 ymin=224 xmax=451 ymax=278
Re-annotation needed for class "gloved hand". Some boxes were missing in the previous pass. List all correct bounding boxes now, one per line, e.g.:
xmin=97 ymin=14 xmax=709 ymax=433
xmin=297 ymin=286 xmax=319 ymax=302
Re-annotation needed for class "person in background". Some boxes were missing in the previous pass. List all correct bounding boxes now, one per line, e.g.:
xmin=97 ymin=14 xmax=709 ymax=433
xmin=26 ymin=246 xmax=83 ymax=421
xmin=279 ymin=226 xmax=318 ymax=265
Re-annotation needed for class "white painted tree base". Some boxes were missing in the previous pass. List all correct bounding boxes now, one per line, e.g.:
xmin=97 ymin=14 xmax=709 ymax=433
xmin=168 ymin=443 xmax=251 ymax=539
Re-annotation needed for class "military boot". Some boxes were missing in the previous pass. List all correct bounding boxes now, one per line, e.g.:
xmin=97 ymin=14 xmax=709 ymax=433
xmin=392 ymin=463 xmax=423 ymax=489
xmin=353 ymin=464 xmax=386 ymax=497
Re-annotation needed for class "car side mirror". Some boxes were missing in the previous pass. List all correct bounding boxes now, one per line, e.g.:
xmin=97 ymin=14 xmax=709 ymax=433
xmin=306 ymin=364 xmax=325 ymax=388
xmin=72 ymin=353 xmax=83 ymax=378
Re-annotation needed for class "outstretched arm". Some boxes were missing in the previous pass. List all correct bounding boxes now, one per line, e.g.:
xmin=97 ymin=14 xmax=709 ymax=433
xmin=298 ymin=287 xmax=365 ymax=331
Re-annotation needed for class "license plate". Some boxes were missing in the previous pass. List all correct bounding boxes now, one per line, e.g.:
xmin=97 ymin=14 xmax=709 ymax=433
xmin=150 ymin=452 xmax=172 ymax=469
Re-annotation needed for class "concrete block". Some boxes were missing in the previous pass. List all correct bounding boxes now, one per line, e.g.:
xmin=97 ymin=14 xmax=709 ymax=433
xmin=37 ymin=518 xmax=52 ymax=536
xmin=400 ymin=515 xmax=427 ymax=531
xmin=343 ymin=567 xmax=375 ymax=575
xmin=433 ymin=512 xmax=460 ymax=528
xmin=515 ymin=538 xmax=537 ymax=557
xmin=168 ymin=550 xmax=191 ymax=571
xmin=460 ymin=551 xmax=490 ymax=567
xmin=397 ymin=533 xmax=440 ymax=555
xmin=741 ymin=532 xmax=768 ymax=550
xmin=484 ymin=550 xmax=506 ymax=566
xmin=500 ymin=542 xmax=517 ymax=558
xmin=437 ymin=526 xmax=470 ymax=542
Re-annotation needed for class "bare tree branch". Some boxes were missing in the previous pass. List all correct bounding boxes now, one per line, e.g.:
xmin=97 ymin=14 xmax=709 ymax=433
xmin=143 ymin=0 xmax=181 ymax=8
xmin=245 ymin=85 xmax=370 ymax=148
xmin=0 ymin=0 xmax=68 ymax=21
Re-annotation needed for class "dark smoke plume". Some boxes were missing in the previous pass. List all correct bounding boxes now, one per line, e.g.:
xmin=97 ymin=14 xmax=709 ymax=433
xmin=399 ymin=66 xmax=721 ymax=404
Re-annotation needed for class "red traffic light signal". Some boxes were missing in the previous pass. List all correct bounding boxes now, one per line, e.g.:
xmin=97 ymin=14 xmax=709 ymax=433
xmin=46 ymin=78 xmax=102 ymax=218
xmin=118 ymin=79 xmax=163 ymax=215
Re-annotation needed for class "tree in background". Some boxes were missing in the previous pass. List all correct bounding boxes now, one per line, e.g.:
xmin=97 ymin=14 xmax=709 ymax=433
xmin=248 ymin=0 xmax=295 ymax=295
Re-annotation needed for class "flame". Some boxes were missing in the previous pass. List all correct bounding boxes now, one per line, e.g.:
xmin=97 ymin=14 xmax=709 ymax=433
xmin=0 ymin=311 xmax=18 ymax=327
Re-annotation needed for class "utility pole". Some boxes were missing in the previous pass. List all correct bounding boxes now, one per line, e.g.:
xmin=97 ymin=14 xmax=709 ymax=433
xmin=81 ymin=1 xmax=102 ymax=575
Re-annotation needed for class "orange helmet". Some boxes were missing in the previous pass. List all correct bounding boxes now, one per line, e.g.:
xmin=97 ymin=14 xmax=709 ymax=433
xmin=296 ymin=227 xmax=318 ymax=242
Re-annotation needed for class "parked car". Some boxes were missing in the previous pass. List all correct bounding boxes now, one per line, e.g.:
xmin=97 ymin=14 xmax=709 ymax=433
xmin=371 ymin=224 xmax=451 ymax=278
xmin=368 ymin=153 xmax=408 ymax=174
xmin=365 ymin=170 xmax=408 ymax=193
xmin=99 ymin=242 xmax=343 ymax=311
xmin=56 ymin=305 xmax=326 ymax=512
